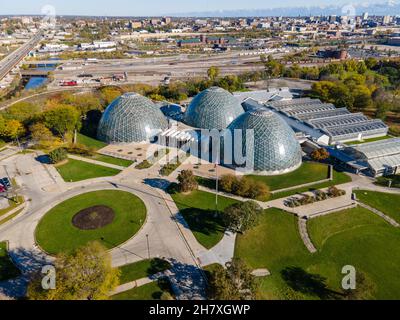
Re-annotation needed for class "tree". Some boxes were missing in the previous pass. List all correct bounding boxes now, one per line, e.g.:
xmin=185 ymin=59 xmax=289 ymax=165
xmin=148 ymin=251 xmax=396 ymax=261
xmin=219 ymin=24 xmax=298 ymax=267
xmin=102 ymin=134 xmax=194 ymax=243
xmin=1 ymin=119 xmax=25 ymax=140
xmin=30 ymin=123 xmax=54 ymax=143
xmin=219 ymin=174 xmax=237 ymax=193
xmin=6 ymin=102 xmax=41 ymax=122
xmin=222 ymin=201 xmax=263 ymax=234
xmin=177 ymin=170 xmax=198 ymax=193
xmin=43 ymin=105 xmax=81 ymax=139
xmin=27 ymin=241 xmax=120 ymax=300
xmin=264 ymin=55 xmax=284 ymax=78
xmin=207 ymin=66 xmax=220 ymax=82
xmin=207 ymin=258 xmax=257 ymax=300
xmin=310 ymin=148 xmax=330 ymax=161
xmin=48 ymin=148 xmax=68 ymax=164
xmin=100 ymin=87 xmax=123 ymax=105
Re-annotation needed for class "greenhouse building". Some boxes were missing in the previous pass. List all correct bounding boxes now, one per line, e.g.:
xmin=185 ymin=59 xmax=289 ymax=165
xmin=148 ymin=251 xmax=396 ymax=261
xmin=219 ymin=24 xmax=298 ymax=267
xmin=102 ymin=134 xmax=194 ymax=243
xmin=184 ymin=87 xmax=245 ymax=130
xmin=97 ymin=93 xmax=168 ymax=144
xmin=225 ymin=109 xmax=302 ymax=175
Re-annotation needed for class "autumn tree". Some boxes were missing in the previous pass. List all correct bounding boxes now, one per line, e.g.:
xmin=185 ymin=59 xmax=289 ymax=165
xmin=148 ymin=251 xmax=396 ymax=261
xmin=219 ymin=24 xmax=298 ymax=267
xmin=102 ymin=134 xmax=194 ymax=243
xmin=27 ymin=241 xmax=120 ymax=300
xmin=207 ymin=66 xmax=220 ymax=82
xmin=310 ymin=148 xmax=330 ymax=161
xmin=207 ymin=258 xmax=257 ymax=300
xmin=43 ymin=105 xmax=81 ymax=140
xmin=0 ymin=119 xmax=25 ymax=140
xmin=222 ymin=201 xmax=263 ymax=234
xmin=177 ymin=170 xmax=198 ymax=193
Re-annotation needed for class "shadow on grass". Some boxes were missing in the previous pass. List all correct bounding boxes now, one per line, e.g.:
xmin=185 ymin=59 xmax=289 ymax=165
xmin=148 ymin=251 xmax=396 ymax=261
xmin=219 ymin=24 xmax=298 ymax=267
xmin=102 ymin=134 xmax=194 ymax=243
xmin=0 ymin=247 xmax=50 ymax=299
xmin=177 ymin=208 xmax=225 ymax=237
xmin=147 ymin=258 xmax=171 ymax=277
xmin=281 ymin=267 xmax=343 ymax=300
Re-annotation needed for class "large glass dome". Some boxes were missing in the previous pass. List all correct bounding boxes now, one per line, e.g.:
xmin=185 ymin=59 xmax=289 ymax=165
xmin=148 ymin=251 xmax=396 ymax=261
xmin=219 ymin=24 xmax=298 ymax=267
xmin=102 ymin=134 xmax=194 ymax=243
xmin=226 ymin=109 xmax=302 ymax=175
xmin=184 ymin=87 xmax=244 ymax=130
xmin=97 ymin=93 xmax=168 ymax=144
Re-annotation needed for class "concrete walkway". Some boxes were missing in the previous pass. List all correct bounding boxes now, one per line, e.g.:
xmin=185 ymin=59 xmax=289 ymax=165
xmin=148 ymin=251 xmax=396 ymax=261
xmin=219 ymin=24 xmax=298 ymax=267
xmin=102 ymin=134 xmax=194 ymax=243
xmin=111 ymin=272 xmax=165 ymax=296
xmin=298 ymin=217 xmax=317 ymax=254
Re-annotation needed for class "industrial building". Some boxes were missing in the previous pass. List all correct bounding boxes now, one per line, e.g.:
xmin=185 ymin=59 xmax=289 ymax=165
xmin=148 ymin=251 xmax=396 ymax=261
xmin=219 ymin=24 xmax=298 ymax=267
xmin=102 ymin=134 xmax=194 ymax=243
xmin=265 ymin=98 xmax=389 ymax=145
xmin=329 ymin=138 xmax=400 ymax=177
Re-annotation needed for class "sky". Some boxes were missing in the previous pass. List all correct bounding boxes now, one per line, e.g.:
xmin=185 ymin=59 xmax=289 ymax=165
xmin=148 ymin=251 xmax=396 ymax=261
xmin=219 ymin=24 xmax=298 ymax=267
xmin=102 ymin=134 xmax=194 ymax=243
xmin=0 ymin=0 xmax=384 ymax=16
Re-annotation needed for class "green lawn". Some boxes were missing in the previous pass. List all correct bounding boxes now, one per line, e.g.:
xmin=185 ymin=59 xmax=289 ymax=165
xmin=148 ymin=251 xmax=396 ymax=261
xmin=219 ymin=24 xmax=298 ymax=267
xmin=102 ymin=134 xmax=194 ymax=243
xmin=235 ymin=207 xmax=400 ymax=300
xmin=269 ymin=169 xmax=351 ymax=200
xmin=118 ymin=259 xmax=171 ymax=285
xmin=77 ymin=133 xmax=107 ymax=150
xmin=56 ymin=159 xmax=121 ymax=182
xmin=35 ymin=190 xmax=147 ymax=255
xmin=0 ymin=196 xmax=24 ymax=218
xmin=354 ymin=190 xmax=400 ymax=224
xmin=171 ymin=190 xmax=239 ymax=249
xmin=112 ymin=279 xmax=173 ymax=300
xmin=0 ymin=242 xmax=20 ymax=281
xmin=247 ymin=162 xmax=329 ymax=191
xmin=91 ymin=154 xmax=134 ymax=168
xmin=375 ymin=175 xmax=400 ymax=189
xmin=347 ymin=135 xmax=392 ymax=145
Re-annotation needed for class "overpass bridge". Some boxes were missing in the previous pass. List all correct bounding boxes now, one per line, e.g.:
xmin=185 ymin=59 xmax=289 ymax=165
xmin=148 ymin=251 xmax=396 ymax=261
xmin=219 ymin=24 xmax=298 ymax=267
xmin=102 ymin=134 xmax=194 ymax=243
xmin=0 ymin=33 xmax=42 ymax=82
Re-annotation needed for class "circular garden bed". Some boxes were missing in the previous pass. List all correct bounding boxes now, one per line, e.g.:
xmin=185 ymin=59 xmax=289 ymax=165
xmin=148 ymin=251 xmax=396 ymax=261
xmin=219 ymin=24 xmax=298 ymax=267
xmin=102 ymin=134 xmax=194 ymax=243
xmin=35 ymin=190 xmax=147 ymax=255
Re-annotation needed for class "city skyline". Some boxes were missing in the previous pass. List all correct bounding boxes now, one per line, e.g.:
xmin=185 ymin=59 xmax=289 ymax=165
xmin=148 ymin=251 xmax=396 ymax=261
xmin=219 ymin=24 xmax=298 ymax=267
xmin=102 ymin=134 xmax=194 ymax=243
xmin=0 ymin=0 xmax=392 ymax=16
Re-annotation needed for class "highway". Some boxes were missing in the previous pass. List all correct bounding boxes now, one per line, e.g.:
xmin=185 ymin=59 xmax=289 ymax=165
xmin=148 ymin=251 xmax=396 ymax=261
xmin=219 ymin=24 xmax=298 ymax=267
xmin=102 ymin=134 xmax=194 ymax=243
xmin=0 ymin=33 xmax=42 ymax=82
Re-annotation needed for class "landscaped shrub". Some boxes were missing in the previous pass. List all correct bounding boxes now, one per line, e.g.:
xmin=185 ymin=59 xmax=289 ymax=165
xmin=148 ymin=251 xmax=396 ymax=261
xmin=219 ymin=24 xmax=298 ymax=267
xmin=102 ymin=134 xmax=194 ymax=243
xmin=328 ymin=186 xmax=346 ymax=198
xmin=218 ymin=174 xmax=270 ymax=201
xmin=177 ymin=170 xmax=198 ymax=193
xmin=135 ymin=160 xmax=152 ymax=170
xmin=66 ymin=143 xmax=95 ymax=157
xmin=48 ymin=148 xmax=68 ymax=164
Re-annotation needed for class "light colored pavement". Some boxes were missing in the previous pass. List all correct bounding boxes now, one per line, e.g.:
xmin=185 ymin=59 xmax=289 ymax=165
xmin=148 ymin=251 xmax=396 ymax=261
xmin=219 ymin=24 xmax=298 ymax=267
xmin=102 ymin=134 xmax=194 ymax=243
xmin=2 ymin=151 xmax=400 ymax=299
xmin=298 ymin=217 xmax=317 ymax=254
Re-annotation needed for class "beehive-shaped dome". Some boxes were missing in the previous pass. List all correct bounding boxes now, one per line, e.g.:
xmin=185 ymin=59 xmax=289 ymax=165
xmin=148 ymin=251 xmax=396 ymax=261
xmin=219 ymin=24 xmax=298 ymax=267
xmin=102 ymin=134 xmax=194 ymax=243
xmin=184 ymin=87 xmax=244 ymax=130
xmin=97 ymin=93 xmax=168 ymax=143
xmin=226 ymin=109 xmax=302 ymax=175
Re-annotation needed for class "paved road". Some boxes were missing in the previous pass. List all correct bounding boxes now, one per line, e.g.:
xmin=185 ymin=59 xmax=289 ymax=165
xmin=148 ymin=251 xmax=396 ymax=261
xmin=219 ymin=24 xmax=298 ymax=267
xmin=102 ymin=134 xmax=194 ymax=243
xmin=0 ymin=33 xmax=42 ymax=82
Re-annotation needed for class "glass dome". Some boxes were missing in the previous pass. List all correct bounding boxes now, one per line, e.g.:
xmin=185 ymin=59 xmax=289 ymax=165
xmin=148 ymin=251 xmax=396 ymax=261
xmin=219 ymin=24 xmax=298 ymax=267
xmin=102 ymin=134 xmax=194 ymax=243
xmin=184 ymin=87 xmax=244 ymax=130
xmin=226 ymin=109 xmax=302 ymax=175
xmin=97 ymin=93 xmax=168 ymax=144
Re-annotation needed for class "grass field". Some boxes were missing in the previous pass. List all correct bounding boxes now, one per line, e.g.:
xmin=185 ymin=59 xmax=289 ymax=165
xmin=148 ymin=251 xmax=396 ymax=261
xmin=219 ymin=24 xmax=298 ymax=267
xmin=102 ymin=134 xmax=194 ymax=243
xmin=0 ymin=196 xmax=24 ymax=218
xmin=375 ymin=175 xmax=400 ymax=189
xmin=269 ymin=169 xmax=351 ymax=200
xmin=76 ymin=133 xmax=133 ymax=167
xmin=347 ymin=135 xmax=392 ymax=145
xmin=111 ymin=280 xmax=173 ymax=300
xmin=354 ymin=190 xmax=400 ymax=223
xmin=235 ymin=207 xmax=400 ymax=300
xmin=56 ymin=159 xmax=121 ymax=182
xmin=171 ymin=190 xmax=239 ymax=249
xmin=35 ymin=190 xmax=146 ymax=255
xmin=247 ymin=162 xmax=329 ymax=191
xmin=118 ymin=259 xmax=171 ymax=285
xmin=77 ymin=133 xmax=107 ymax=150
xmin=0 ymin=242 xmax=20 ymax=281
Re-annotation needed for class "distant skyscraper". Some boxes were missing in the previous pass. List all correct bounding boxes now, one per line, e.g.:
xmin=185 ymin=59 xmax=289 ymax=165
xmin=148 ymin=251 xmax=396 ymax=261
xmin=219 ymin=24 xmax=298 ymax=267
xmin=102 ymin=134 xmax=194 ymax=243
xmin=383 ymin=15 xmax=392 ymax=24
xmin=362 ymin=12 xmax=369 ymax=21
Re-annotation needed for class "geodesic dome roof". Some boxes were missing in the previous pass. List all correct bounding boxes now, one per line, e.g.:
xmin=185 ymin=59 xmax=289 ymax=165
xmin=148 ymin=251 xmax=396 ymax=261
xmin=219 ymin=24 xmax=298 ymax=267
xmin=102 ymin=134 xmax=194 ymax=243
xmin=97 ymin=93 xmax=168 ymax=144
xmin=226 ymin=109 xmax=302 ymax=175
xmin=184 ymin=87 xmax=244 ymax=130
